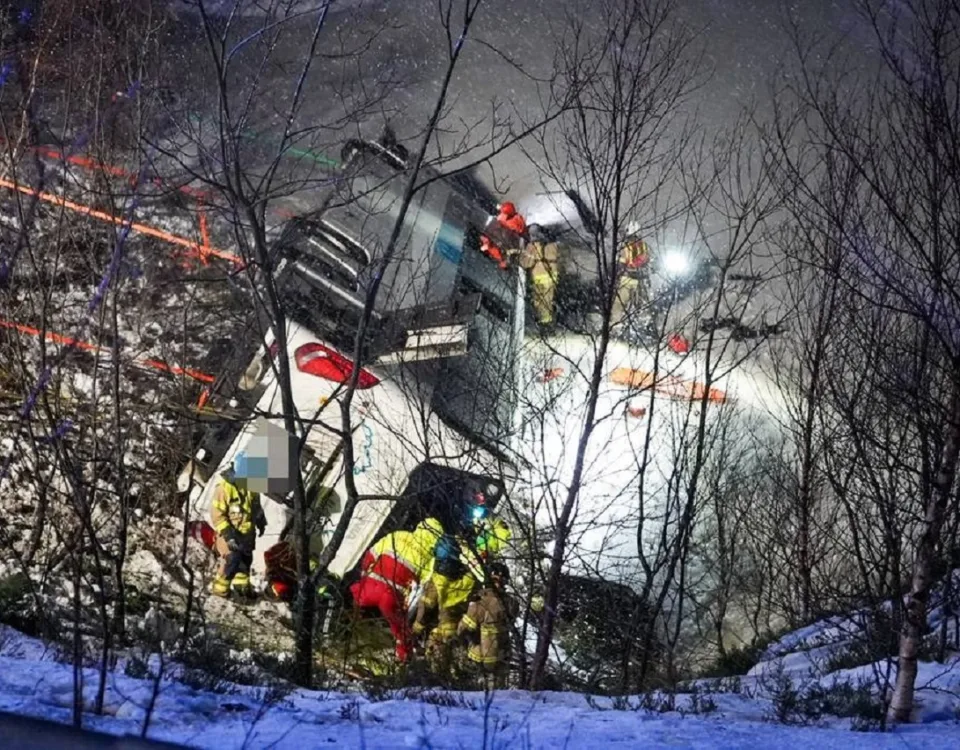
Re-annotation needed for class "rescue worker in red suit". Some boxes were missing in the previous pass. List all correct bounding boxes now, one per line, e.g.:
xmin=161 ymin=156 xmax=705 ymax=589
xmin=349 ymin=518 xmax=444 ymax=661
xmin=480 ymin=202 xmax=527 ymax=269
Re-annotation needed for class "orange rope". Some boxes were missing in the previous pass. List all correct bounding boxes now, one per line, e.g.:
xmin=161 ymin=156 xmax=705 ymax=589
xmin=0 ymin=176 xmax=241 ymax=264
xmin=0 ymin=319 xmax=216 ymax=384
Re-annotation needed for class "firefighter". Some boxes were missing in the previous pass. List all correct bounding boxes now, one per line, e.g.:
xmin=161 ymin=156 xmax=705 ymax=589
xmin=412 ymin=534 xmax=479 ymax=670
xmin=263 ymin=539 xmax=298 ymax=601
xmin=210 ymin=458 xmax=267 ymax=599
xmin=262 ymin=541 xmax=337 ymax=603
xmin=470 ymin=492 xmax=511 ymax=562
xmin=349 ymin=517 xmax=444 ymax=662
xmin=611 ymin=233 xmax=652 ymax=332
xmin=480 ymin=201 xmax=527 ymax=269
xmin=520 ymin=224 xmax=561 ymax=328
xmin=263 ymin=488 xmax=339 ymax=602
xmin=458 ymin=561 xmax=514 ymax=688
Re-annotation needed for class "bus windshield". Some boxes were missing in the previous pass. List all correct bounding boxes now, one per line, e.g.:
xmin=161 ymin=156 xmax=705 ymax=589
xmin=281 ymin=151 xmax=522 ymax=460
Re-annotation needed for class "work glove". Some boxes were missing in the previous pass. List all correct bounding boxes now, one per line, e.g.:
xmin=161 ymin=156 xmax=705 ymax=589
xmin=256 ymin=520 xmax=266 ymax=538
xmin=222 ymin=528 xmax=241 ymax=551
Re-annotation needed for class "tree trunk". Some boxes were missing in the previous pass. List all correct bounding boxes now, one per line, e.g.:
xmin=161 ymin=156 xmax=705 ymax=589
xmin=889 ymin=378 xmax=960 ymax=722
xmin=528 ymin=321 xmax=610 ymax=689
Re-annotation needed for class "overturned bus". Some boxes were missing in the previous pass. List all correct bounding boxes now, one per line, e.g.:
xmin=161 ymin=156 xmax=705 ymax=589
xmin=178 ymin=137 xmax=525 ymax=579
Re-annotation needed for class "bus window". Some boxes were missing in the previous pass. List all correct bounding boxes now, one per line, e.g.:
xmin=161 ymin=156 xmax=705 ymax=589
xmin=429 ymin=231 xmax=520 ymax=458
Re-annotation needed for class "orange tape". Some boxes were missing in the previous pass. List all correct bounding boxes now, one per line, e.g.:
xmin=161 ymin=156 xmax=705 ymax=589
xmin=0 ymin=319 xmax=216 ymax=384
xmin=0 ymin=177 xmax=241 ymax=264
xmin=196 ymin=387 xmax=211 ymax=409
xmin=198 ymin=206 xmax=211 ymax=265
xmin=36 ymin=147 xmax=131 ymax=180
xmin=609 ymin=367 xmax=729 ymax=404
xmin=29 ymin=145 xmax=216 ymax=202
xmin=139 ymin=358 xmax=216 ymax=384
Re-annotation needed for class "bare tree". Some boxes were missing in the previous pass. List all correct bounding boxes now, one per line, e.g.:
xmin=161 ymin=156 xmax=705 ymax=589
xmin=0 ymin=0 xmax=196 ymax=724
xmin=767 ymin=0 xmax=960 ymax=722
xmin=155 ymin=0 xmax=570 ymax=685
xmin=518 ymin=0 xmax=708 ymax=689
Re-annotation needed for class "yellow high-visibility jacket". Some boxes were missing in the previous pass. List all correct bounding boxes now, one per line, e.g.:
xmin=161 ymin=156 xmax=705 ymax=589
xmin=618 ymin=238 xmax=650 ymax=272
xmin=421 ymin=548 xmax=478 ymax=610
xmin=407 ymin=517 xmax=444 ymax=571
xmin=368 ymin=518 xmax=444 ymax=576
xmin=477 ymin=517 xmax=511 ymax=557
xmin=210 ymin=475 xmax=264 ymax=536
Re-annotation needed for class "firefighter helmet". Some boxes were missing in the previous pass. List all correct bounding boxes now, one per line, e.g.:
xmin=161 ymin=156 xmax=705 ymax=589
xmin=487 ymin=561 xmax=510 ymax=585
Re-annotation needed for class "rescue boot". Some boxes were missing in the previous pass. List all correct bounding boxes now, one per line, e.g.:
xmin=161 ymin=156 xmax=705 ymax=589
xmin=535 ymin=318 xmax=557 ymax=337
xmin=231 ymin=573 xmax=256 ymax=602
xmin=232 ymin=585 xmax=256 ymax=603
xmin=211 ymin=576 xmax=231 ymax=598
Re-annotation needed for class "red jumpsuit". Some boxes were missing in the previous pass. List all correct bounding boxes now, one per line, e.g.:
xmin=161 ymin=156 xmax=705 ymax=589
xmin=480 ymin=202 xmax=527 ymax=269
xmin=348 ymin=519 xmax=443 ymax=661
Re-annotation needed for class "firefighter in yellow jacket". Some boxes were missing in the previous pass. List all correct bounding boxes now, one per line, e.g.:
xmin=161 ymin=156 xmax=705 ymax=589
xmin=413 ymin=534 xmax=479 ymax=669
xmin=210 ymin=456 xmax=266 ymax=599
xmin=520 ymin=224 xmax=561 ymax=328
xmin=611 ymin=233 xmax=651 ymax=330
xmin=458 ymin=561 xmax=514 ymax=687
xmin=413 ymin=490 xmax=510 ymax=661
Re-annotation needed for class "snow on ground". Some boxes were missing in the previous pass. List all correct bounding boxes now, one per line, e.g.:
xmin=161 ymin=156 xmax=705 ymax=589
xmin=736 ymin=574 xmax=960 ymax=725
xmin=1 ymin=624 xmax=958 ymax=749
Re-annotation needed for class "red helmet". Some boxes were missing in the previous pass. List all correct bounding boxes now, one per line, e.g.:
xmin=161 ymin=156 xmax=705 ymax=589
xmin=499 ymin=202 xmax=516 ymax=217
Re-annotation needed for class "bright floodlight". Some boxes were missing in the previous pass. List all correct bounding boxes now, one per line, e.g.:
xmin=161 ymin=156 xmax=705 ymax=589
xmin=661 ymin=249 xmax=691 ymax=277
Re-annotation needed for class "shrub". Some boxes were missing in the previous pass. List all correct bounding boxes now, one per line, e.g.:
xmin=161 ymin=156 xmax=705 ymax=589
xmin=339 ymin=698 xmax=360 ymax=721
xmin=586 ymin=688 xmax=716 ymax=715
xmin=701 ymin=629 xmax=786 ymax=679
xmin=0 ymin=572 xmax=43 ymax=636
xmin=766 ymin=664 xmax=884 ymax=730
xmin=123 ymin=585 xmax=153 ymax=618
xmin=703 ymin=642 xmax=766 ymax=678
xmin=174 ymin=636 xmax=260 ymax=695
xmin=124 ymin=652 xmax=152 ymax=680
xmin=418 ymin=690 xmax=480 ymax=710
xmin=685 ymin=686 xmax=718 ymax=715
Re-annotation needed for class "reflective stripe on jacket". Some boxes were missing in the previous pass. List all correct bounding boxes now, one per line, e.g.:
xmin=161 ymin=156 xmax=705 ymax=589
xmin=619 ymin=238 xmax=650 ymax=270
xmin=363 ymin=519 xmax=444 ymax=591
xmin=458 ymin=587 xmax=509 ymax=667
xmin=210 ymin=475 xmax=262 ymax=535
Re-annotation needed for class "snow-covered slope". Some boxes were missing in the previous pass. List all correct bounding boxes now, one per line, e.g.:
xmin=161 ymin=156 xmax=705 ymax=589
xmin=1 ymin=622 xmax=958 ymax=749
xmin=738 ymin=574 xmax=960 ymax=725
